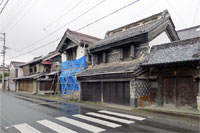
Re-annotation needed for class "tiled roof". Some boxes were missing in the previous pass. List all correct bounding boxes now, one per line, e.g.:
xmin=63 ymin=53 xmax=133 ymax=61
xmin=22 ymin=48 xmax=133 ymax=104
xmin=89 ymin=10 xmax=172 ymax=51
xmin=66 ymin=29 xmax=101 ymax=45
xmin=177 ymin=25 xmax=200 ymax=40
xmin=77 ymin=58 xmax=144 ymax=77
xmin=142 ymin=37 xmax=200 ymax=66
xmin=10 ymin=61 xmax=26 ymax=67
xmin=56 ymin=29 xmax=101 ymax=52
xmin=14 ymin=73 xmax=45 ymax=80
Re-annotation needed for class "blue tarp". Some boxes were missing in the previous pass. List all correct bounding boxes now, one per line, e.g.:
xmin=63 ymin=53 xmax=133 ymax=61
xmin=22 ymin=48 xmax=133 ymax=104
xmin=60 ymin=56 xmax=86 ymax=95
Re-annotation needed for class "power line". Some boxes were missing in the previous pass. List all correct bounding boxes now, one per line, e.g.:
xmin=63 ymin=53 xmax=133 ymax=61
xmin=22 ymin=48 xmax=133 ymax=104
xmin=1 ymin=0 xmax=32 ymax=32
xmin=14 ymin=0 xmax=106 ymax=52
xmin=0 ymin=0 xmax=4 ymax=7
xmin=0 ymin=0 xmax=9 ymax=15
xmin=6 ymin=38 xmax=60 ymax=60
xmin=164 ymin=0 xmax=187 ymax=27
xmin=191 ymin=0 xmax=200 ymax=25
xmin=7 ymin=0 xmax=140 ymax=60
xmin=0 ymin=0 xmax=21 ymax=26
xmin=76 ymin=0 xmax=140 ymax=31
xmin=0 ymin=0 xmax=27 ymax=31
xmin=6 ymin=0 xmax=39 ymax=32
xmin=188 ymin=0 xmax=200 ymax=36
xmin=43 ymin=0 xmax=85 ymax=30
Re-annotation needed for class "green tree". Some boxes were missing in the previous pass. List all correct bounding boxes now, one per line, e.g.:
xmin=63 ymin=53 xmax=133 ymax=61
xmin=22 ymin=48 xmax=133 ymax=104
xmin=0 ymin=72 xmax=10 ymax=81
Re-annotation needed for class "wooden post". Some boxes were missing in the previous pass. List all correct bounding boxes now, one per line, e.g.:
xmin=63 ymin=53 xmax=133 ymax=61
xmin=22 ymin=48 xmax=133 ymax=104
xmin=101 ymin=82 xmax=103 ymax=103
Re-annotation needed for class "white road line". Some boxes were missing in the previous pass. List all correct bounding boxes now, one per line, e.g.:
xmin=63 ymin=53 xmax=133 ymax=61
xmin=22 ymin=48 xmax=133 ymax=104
xmin=99 ymin=110 xmax=146 ymax=121
xmin=37 ymin=119 xmax=77 ymax=133
xmin=73 ymin=114 xmax=121 ymax=128
xmin=14 ymin=123 xmax=42 ymax=133
xmin=56 ymin=117 xmax=105 ymax=133
xmin=86 ymin=112 xmax=134 ymax=124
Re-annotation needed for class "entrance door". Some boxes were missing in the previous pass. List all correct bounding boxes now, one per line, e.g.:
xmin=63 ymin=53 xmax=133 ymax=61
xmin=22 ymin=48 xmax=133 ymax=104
xmin=163 ymin=77 xmax=197 ymax=107
xmin=163 ymin=78 xmax=175 ymax=104
xmin=176 ymin=77 xmax=197 ymax=106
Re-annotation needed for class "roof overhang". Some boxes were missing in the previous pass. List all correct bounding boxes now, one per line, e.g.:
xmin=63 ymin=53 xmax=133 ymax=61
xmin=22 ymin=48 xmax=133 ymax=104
xmin=89 ymin=33 xmax=148 ymax=53
xmin=56 ymin=32 xmax=80 ymax=53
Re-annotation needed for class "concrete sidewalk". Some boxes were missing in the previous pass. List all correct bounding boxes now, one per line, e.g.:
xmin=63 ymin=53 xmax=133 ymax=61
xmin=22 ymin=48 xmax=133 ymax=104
xmin=8 ymin=91 xmax=200 ymax=121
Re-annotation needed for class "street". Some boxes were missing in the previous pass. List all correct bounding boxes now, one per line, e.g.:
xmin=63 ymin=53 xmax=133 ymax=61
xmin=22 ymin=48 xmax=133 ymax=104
xmin=0 ymin=91 xmax=199 ymax=133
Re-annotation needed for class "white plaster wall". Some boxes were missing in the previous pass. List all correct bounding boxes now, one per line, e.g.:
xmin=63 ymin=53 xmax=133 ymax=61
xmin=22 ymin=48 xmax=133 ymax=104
xmin=61 ymin=53 xmax=67 ymax=62
xmin=149 ymin=31 xmax=171 ymax=48
xmin=17 ymin=67 xmax=24 ymax=77
xmin=76 ymin=45 xmax=85 ymax=59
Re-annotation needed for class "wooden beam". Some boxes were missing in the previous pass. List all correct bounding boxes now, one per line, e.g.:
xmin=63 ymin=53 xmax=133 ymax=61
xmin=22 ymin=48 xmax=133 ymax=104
xmin=80 ymin=78 xmax=131 ymax=82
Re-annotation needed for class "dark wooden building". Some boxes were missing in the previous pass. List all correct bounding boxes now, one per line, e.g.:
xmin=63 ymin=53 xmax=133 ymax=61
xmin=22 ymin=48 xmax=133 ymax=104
xmin=142 ymin=37 xmax=200 ymax=110
xmin=77 ymin=10 xmax=179 ymax=107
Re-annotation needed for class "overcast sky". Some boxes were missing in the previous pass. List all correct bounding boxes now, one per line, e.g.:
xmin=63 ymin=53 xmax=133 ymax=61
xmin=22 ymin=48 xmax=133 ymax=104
xmin=0 ymin=0 xmax=199 ymax=65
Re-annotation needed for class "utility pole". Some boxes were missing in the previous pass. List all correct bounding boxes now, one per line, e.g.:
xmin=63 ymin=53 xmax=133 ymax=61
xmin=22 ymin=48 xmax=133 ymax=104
xmin=0 ymin=33 xmax=6 ymax=90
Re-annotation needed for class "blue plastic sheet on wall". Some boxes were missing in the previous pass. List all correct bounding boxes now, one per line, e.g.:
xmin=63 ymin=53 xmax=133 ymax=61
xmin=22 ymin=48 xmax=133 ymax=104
xmin=60 ymin=56 xmax=86 ymax=96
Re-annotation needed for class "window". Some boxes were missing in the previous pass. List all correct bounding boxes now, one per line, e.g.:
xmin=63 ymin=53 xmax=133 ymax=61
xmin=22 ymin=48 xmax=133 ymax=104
xmin=45 ymin=65 xmax=51 ymax=73
xmin=97 ymin=52 xmax=103 ymax=64
xmin=67 ymin=48 xmax=77 ymax=61
xmin=29 ymin=68 xmax=33 ymax=73
xmin=34 ymin=67 xmax=37 ymax=72
xmin=15 ymin=69 xmax=18 ymax=77
xmin=123 ymin=45 xmax=130 ymax=59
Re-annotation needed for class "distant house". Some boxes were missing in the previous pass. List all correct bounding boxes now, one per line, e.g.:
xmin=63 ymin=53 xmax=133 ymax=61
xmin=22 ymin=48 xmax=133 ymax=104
xmin=9 ymin=61 xmax=25 ymax=91
xmin=77 ymin=10 xmax=179 ymax=106
xmin=14 ymin=51 xmax=61 ymax=94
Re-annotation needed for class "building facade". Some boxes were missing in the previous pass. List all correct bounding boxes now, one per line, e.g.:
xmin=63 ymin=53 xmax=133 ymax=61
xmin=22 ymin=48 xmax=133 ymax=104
xmin=77 ymin=10 xmax=179 ymax=107
xmin=142 ymin=37 xmax=200 ymax=110
xmin=14 ymin=52 xmax=61 ymax=94
xmin=9 ymin=61 xmax=25 ymax=91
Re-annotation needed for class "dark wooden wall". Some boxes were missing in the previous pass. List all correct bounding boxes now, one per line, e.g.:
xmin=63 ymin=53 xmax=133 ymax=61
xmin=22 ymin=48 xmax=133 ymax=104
xmin=81 ymin=81 xmax=130 ymax=105
xmin=150 ymin=65 xmax=199 ymax=108
xmin=103 ymin=82 xmax=130 ymax=105
xmin=81 ymin=82 xmax=101 ymax=102
xmin=40 ymin=81 xmax=56 ymax=91
xmin=19 ymin=80 xmax=33 ymax=92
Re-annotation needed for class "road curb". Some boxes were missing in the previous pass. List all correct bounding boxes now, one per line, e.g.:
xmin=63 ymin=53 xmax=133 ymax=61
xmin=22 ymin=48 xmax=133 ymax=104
xmin=139 ymin=108 xmax=200 ymax=120
xmin=14 ymin=91 xmax=200 ymax=120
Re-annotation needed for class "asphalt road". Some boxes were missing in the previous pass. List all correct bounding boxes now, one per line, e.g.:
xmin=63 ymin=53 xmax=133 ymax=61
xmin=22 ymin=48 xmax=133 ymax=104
xmin=0 ymin=91 xmax=199 ymax=133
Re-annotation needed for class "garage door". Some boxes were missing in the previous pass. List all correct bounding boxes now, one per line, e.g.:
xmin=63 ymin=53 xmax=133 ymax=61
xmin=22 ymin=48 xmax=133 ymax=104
xmin=81 ymin=82 xmax=101 ymax=102
xmin=103 ymin=82 xmax=130 ymax=105
xmin=19 ymin=81 xmax=33 ymax=93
